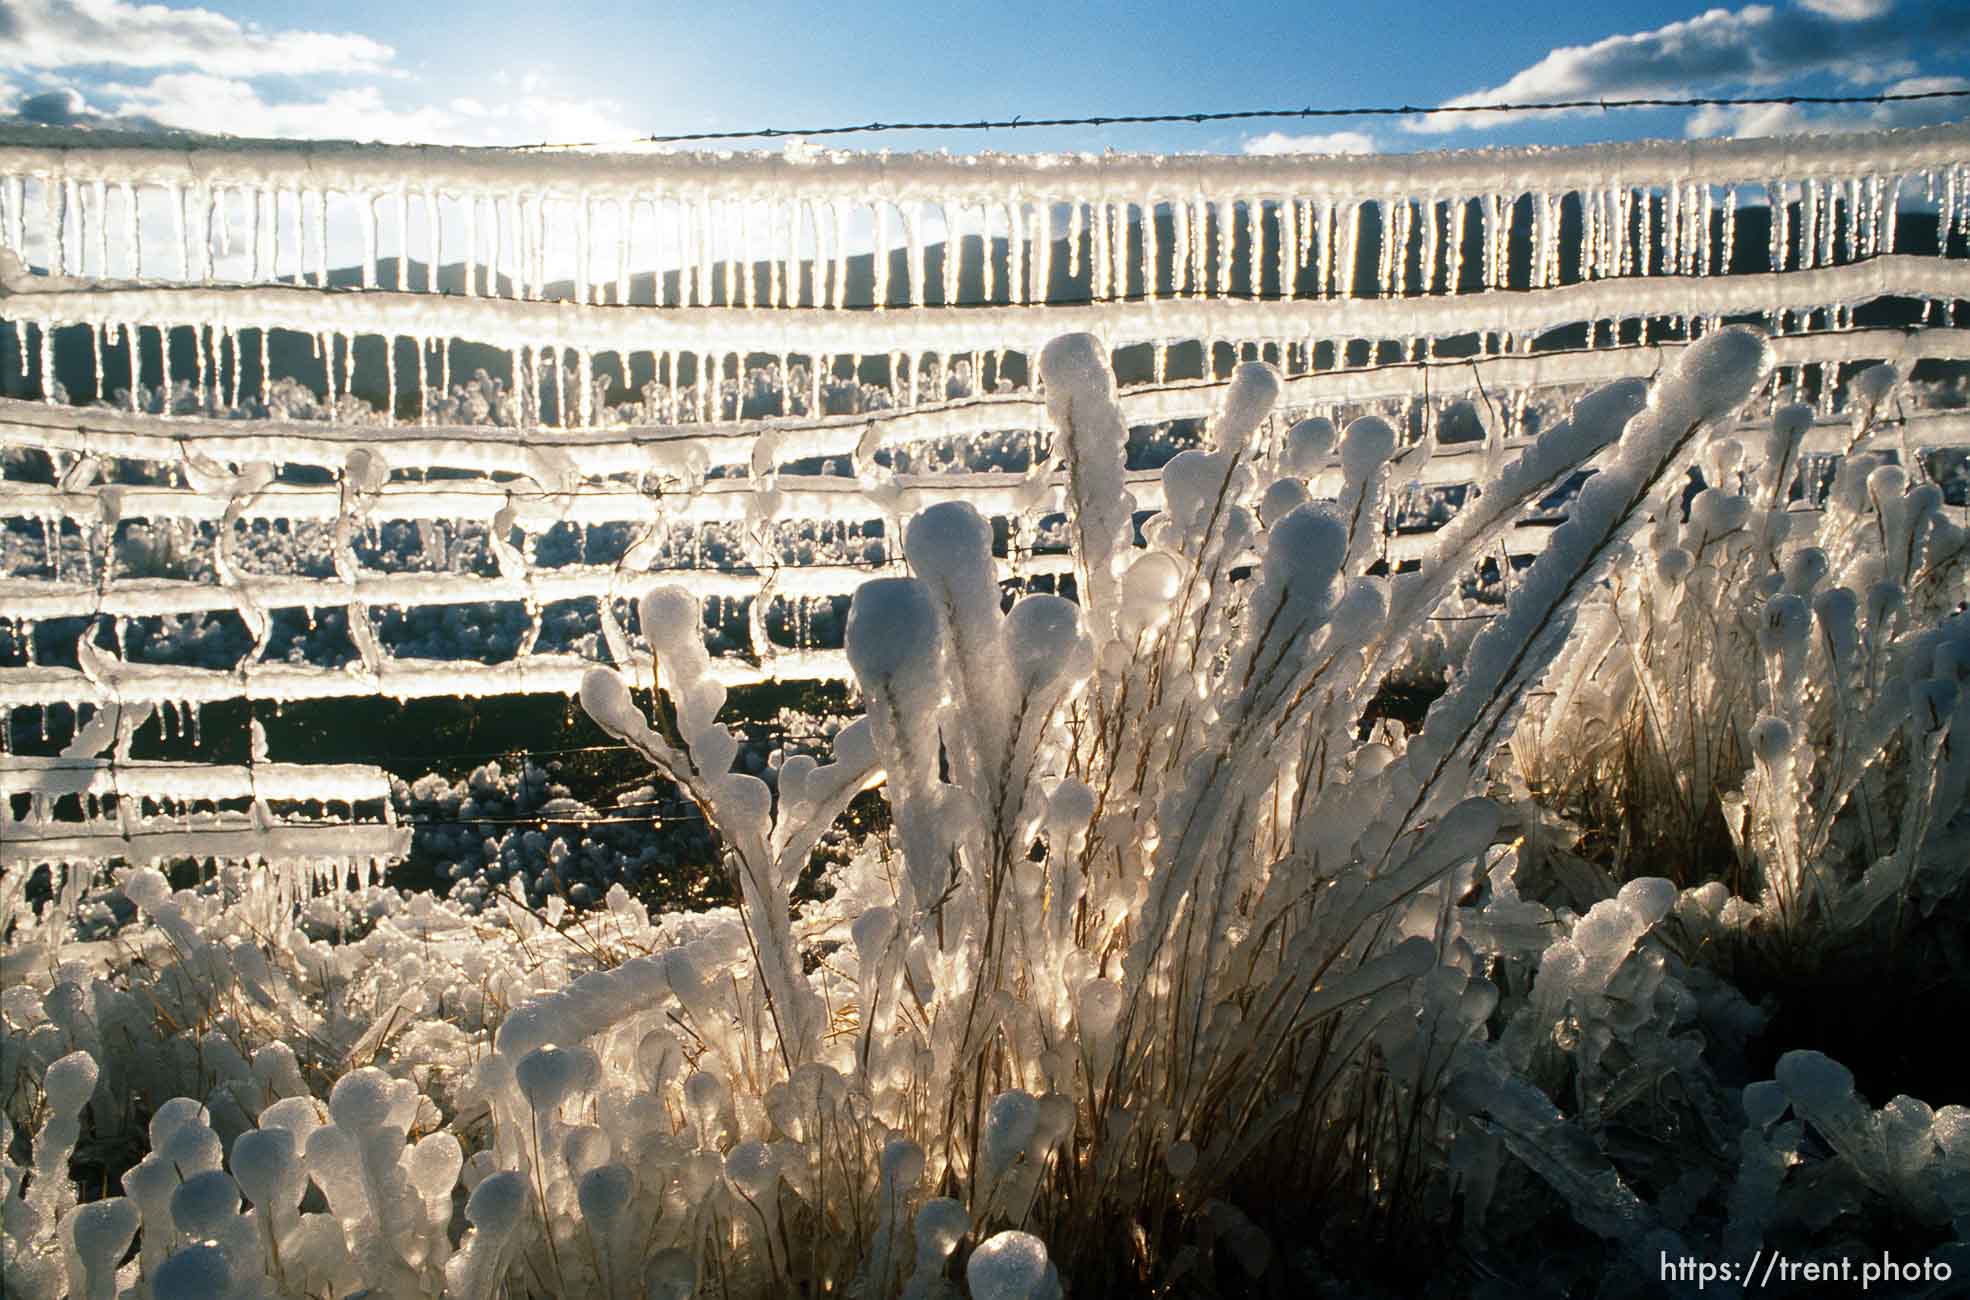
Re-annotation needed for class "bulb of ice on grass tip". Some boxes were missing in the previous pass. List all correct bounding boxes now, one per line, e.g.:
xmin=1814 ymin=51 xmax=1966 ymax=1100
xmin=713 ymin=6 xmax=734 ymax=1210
xmin=578 ymin=1163 xmax=634 ymax=1229
xmin=684 ymin=1071 xmax=729 ymax=1146
xmin=1215 ymin=361 xmax=1283 ymax=451
xmin=1284 ymin=417 xmax=1337 ymax=475
xmin=1260 ymin=477 xmax=1310 ymax=528
xmin=564 ymin=1125 xmax=611 ymax=1176
xmin=967 ymin=1230 xmax=1062 ymax=1300
xmin=981 ymin=1091 xmax=1039 ymax=1186
xmin=153 ymin=1244 xmax=234 ymax=1300
xmin=1339 ymin=415 xmax=1398 ymax=483
xmin=1659 ymin=325 xmax=1773 ymax=428
xmin=846 ymin=578 xmax=943 ymax=701
xmin=329 ymin=1065 xmax=415 ymax=1134
xmin=580 ymin=666 xmax=644 ymax=740
xmin=1078 ymin=976 xmax=1125 ymax=1042
xmin=515 ymin=1044 xmax=586 ymax=1116
xmin=230 ymin=1126 xmax=299 ymax=1221
xmin=913 ymin=1198 xmax=969 ymax=1265
xmin=43 ymin=1049 xmax=98 ymax=1114
xmin=880 ymin=1137 xmax=926 ymax=1192
xmin=464 ymin=1169 xmax=528 ymax=1239
xmin=407 ymin=1131 xmax=463 ymax=1208
xmin=1749 ymin=716 xmax=1793 ymax=767
xmin=1005 ymin=594 xmax=1086 ymax=694
xmin=170 ymin=1169 xmax=241 ymax=1239
xmin=68 ymin=1196 xmax=138 ymax=1292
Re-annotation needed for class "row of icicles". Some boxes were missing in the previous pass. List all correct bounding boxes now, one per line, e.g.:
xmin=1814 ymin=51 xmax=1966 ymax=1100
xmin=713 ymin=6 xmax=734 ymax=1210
xmin=5 ymin=166 xmax=1961 ymax=309
xmin=11 ymin=298 xmax=1915 ymax=430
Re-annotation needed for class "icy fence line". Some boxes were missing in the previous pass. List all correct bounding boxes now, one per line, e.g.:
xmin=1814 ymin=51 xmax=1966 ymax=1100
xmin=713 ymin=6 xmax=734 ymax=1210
xmin=1 ymin=325 xmax=1961 ymax=477
xmin=7 ymin=254 xmax=1969 ymax=426
xmin=7 ymin=407 xmax=1963 ymax=540
xmin=0 ymin=754 xmax=409 ymax=869
xmin=2 ymin=401 xmax=1965 ymax=707
xmin=1 ymin=122 xmax=1965 ymax=312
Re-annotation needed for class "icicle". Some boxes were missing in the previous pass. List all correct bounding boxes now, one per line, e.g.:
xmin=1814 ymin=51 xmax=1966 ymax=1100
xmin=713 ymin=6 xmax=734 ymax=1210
xmin=1067 ymin=201 xmax=1083 ymax=281
xmin=1038 ymin=199 xmax=1056 ymax=303
xmin=939 ymin=201 xmax=958 ymax=306
xmin=259 ymin=327 xmax=270 ymax=408
xmin=1721 ymin=186 xmax=1737 ymax=275
xmin=1279 ymin=196 xmax=1296 ymax=297
xmin=192 ymin=322 xmax=207 ymax=410
xmin=1340 ymin=201 xmax=1361 ymax=298
xmin=89 ymin=178 xmax=108 ymax=277
xmin=904 ymin=202 xmax=922 ymax=307
xmin=1419 ymin=196 xmax=1437 ymax=294
xmin=458 ymin=193 xmax=475 ymax=297
xmin=360 ymin=194 xmax=377 ymax=289
xmin=578 ymin=348 xmax=594 ymax=427
xmin=1170 ymin=197 xmax=1190 ymax=297
xmin=1819 ymin=179 xmax=1837 ymax=268
xmin=577 ymin=196 xmax=593 ymax=305
xmin=1375 ymin=198 xmax=1393 ymax=296
xmin=1940 ymin=166 xmax=1958 ymax=259
xmin=1108 ymin=200 xmax=1126 ymax=297
xmin=1664 ymin=181 xmax=1681 ymax=278
xmin=618 ymin=197 xmax=634 ymax=306
xmin=170 ymin=181 xmax=188 ymax=279
xmin=321 ymin=332 xmax=337 ymax=414
xmin=1884 ymin=175 xmax=1901 ymax=254
xmin=1013 ymin=199 xmax=1029 ymax=304
xmin=52 ymin=176 xmax=70 ymax=276
xmin=735 ymin=199 xmax=751 ymax=308
xmin=719 ymin=199 xmax=736 ymax=306
xmin=125 ymin=181 xmax=141 ymax=278
xmin=1545 ymin=193 xmax=1562 ymax=285
xmin=312 ymin=188 xmax=328 ymax=287
xmin=91 ymin=324 xmax=103 ymax=403
xmin=830 ymin=200 xmax=847 ymax=310
xmin=39 ymin=318 xmax=56 ymax=404
xmin=1091 ymin=201 xmax=1110 ymax=299
xmin=1216 ymin=198 xmax=1233 ymax=298
xmin=287 ymin=187 xmax=303 ymax=285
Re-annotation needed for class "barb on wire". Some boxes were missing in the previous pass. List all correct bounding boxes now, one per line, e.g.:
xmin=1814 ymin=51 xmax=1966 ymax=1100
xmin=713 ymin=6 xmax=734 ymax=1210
xmin=515 ymin=88 xmax=1970 ymax=150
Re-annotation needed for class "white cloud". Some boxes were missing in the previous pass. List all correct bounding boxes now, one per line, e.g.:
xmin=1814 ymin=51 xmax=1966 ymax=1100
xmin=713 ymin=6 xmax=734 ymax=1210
xmin=100 ymin=73 xmax=455 ymax=142
xmin=1686 ymin=73 xmax=1970 ymax=136
xmin=1797 ymin=0 xmax=1892 ymax=17
xmin=0 ymin=0 xmax=394 ymax=76
xmin=1404 ymin=1 xmax=1970 ymax=134
xmin=72 ymin=72 xmax=633 ymax=148
xmin=1242 ymin=130 xmax=1377 ymax=156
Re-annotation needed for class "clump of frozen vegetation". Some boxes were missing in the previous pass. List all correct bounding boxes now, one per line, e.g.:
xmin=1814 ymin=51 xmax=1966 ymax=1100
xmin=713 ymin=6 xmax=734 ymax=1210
xmin=4 ymin=326 xmax=1968 ymax=1298
xmin=1515 ymin=361 xmax=1970 ymax=936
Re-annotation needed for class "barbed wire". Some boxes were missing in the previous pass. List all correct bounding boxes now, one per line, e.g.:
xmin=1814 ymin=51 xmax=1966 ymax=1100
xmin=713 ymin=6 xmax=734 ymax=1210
xmin=514 ymin=88 xmax=1970 ymax=150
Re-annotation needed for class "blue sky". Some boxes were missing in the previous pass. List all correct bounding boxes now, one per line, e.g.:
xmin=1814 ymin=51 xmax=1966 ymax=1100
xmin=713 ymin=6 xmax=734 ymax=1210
xmin=2 ymin=0 xmax=1967 ymax=156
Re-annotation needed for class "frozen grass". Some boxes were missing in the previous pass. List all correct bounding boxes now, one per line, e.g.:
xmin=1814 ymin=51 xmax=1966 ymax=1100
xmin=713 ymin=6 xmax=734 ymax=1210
xmin=3 ymin=327 xmax=1968 ymax=1300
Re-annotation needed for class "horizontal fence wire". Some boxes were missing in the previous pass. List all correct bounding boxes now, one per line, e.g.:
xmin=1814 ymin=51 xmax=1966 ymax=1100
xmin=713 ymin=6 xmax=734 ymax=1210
xmin=514 ymin=89 xmax=1970 ymax=149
